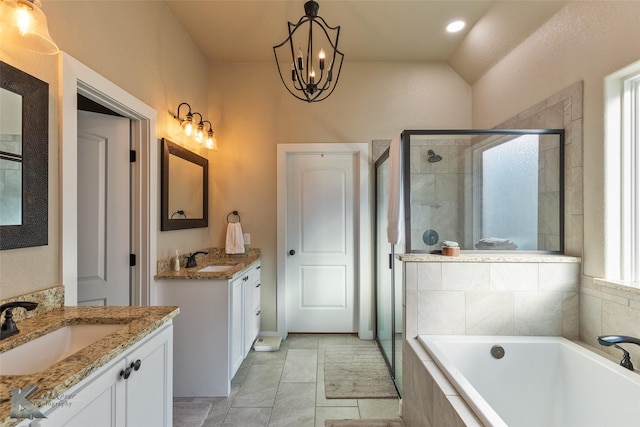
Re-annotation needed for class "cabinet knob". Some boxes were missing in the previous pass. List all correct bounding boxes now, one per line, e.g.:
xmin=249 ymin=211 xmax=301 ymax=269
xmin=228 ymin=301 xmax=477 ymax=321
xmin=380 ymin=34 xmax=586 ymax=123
xmin=289 ymin=249 xmax=295 ymax=256
xmin=132 ymin=359 xmax=142 ymax=371
xmin=120 ymin=366 xmax=132 ymax=380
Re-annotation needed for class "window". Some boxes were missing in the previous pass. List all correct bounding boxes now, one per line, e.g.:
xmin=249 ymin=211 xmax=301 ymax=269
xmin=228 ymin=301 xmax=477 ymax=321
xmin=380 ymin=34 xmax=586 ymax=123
xmin=605 ymin=61 xmax=640 ymax=283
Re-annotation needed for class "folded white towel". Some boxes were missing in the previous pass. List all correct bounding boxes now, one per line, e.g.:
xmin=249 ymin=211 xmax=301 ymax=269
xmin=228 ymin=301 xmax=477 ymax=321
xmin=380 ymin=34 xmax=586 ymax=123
xmin=225 ymin=222 xmax=245 ymax=254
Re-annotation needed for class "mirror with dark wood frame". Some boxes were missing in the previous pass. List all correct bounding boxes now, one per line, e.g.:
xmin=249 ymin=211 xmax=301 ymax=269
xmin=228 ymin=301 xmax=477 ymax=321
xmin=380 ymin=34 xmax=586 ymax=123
xmin=160 ymin=138 xmax=208 ymax=231
xmin=0 ymin=61 xmax=48 ymax=250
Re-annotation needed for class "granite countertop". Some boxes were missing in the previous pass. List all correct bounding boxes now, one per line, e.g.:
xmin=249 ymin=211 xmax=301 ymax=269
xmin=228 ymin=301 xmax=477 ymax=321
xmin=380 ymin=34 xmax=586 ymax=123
xmin=154 ymin=253 xmax=261 ymax=280
xmin=0 ymin=305 xmax=179 ymax=427
xmin=398 ymin=253 xmax=582 ymax=263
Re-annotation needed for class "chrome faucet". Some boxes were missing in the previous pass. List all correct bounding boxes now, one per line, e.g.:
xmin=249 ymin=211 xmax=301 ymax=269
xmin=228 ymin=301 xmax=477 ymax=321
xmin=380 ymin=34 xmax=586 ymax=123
xmin=597 ymin=335 xmax=640 ymax=370
xmin=185 ymin=251 xmax=208 ymax=268
xmin=0 ymin=301 xmax=39 ymax=340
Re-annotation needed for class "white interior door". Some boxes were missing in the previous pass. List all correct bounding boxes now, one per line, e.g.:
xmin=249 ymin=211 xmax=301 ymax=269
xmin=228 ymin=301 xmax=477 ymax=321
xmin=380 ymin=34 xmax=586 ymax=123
xmin=285 ymin=152 xmax=357 ymax=332
xmin=77 ymin=111 xmax=131 ymax=306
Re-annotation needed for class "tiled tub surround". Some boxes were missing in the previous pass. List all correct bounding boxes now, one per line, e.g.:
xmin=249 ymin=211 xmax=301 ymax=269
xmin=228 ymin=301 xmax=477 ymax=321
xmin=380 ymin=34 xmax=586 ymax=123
xmin=581 ymin=277 xmax=640 ymax=371
xmin=155 ymin=247 xmax=261 ymax=280
xmin=0 ymin=305 xmax=179 ymax=427
xmin=401 ymin=254 xmax=581 ymax=426
xmin=402 ymin=254 xmax=582 ymax=339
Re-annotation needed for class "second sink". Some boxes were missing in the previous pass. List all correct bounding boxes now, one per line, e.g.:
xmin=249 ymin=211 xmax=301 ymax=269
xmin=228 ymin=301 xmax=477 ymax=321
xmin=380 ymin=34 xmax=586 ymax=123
xmin=197 ymin=265 xmax=235 ymax=273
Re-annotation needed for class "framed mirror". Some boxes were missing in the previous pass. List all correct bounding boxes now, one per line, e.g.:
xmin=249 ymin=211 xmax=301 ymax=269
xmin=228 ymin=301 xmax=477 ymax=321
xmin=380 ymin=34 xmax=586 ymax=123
xmin=0 ymin=61 xmax=49 ymax=250
xmin=160 ymin=138 xmax=208 ymax=231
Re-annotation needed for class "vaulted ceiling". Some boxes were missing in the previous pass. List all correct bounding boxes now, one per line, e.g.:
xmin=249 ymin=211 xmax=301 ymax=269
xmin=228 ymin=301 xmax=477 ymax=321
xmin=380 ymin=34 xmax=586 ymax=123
xmin=164 ymin=1 xmax=567 ymax=84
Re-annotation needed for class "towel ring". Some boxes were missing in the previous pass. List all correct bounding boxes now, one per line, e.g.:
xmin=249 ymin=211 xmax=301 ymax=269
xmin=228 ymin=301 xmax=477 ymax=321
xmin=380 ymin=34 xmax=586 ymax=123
xmin=227 ymin=210 xmax=241 ymax=223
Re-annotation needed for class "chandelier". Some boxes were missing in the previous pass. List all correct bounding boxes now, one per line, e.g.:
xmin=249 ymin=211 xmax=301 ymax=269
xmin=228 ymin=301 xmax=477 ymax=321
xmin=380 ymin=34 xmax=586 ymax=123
xmin=273 ymin=1 xmax=344 ymax=103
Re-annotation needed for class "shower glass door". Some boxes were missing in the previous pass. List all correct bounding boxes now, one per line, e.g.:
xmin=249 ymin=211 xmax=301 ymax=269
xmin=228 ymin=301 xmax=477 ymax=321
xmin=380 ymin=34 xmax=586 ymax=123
xmin=375 ymin=148 xmax=402 ymax=395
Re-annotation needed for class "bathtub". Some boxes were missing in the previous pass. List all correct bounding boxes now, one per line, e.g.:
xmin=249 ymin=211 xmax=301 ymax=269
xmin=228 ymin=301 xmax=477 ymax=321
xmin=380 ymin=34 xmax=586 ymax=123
xmin=418 ymin=335 xmax=640 ymax=427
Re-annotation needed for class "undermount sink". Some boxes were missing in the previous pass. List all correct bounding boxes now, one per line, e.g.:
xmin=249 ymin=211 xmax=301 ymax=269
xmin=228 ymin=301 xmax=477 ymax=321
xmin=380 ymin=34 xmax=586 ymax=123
xmin=0 ymin=323 xmax=124 ymax=375
xmin=197 ymin=265 xmax=235 ymax=273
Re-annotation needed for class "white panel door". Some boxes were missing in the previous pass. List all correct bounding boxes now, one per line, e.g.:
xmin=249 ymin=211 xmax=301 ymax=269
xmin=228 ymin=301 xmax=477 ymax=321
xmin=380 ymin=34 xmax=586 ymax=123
xmin=77 ymin=111 xmax=130 ymax=306
xmin=286 ymin=153 xmax=356 ymax=332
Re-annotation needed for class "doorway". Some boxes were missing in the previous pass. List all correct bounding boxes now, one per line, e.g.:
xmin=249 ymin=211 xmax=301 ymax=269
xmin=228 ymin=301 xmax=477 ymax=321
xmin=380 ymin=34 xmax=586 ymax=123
xmin=77 ymin=110 xmax=131 ymax=306
xmin=276 ymin=143 xmax=372 ymax=339
xmin=60 ymin=53 xmax=158 ymax=306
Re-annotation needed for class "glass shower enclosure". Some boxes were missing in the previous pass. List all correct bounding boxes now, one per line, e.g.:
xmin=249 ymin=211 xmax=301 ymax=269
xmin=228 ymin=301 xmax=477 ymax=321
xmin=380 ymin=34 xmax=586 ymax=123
xmin=375 ymin=148 xmax=403 ymax=395
xmin=402 ymin=129 xmax=565 ymax=253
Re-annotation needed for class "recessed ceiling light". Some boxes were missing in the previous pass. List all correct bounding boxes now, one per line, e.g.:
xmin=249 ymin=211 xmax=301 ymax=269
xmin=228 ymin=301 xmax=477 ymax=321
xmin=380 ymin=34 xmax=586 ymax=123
xmin=446 ymin=20 xmax=466 ymax=33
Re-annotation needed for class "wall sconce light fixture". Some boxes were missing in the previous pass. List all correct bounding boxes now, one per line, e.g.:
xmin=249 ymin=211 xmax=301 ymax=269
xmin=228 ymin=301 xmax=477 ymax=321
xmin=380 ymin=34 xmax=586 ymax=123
xmin=273 ymin=0 xmax=344 ymax=103
xmin=172 ymin=102 xmax=217 ymax=150
xmin=0 ymin=0 xmax=59 ymax=54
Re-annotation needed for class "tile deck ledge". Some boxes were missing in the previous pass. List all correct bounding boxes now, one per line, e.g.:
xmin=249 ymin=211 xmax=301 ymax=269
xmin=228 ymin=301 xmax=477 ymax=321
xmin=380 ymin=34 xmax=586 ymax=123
xmin=398 ymin=253 xmax=582 ymax=263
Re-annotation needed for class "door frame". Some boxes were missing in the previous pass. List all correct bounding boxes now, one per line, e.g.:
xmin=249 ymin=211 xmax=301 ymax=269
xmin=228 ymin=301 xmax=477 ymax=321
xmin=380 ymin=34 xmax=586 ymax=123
xmin=60 ymin=52 xmax=157 ymax=306
xmin=276 ymin=143 xmax=372 ymax=339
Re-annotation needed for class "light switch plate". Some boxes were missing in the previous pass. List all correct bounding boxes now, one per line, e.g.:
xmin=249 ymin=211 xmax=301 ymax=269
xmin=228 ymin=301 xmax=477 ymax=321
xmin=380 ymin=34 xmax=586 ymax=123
xmin=243 ymin=233 xmax=250 ymax=245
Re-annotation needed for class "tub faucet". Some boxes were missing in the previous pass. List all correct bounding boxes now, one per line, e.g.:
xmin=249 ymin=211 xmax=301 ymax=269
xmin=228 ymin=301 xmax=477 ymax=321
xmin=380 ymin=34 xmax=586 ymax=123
xmin=597 ymin=335 xmax=640 ymax=370
xmin=185 ymin=251 xmax=208 ymax=268
xmin=1 ymin=301 xmax=38 ymax=340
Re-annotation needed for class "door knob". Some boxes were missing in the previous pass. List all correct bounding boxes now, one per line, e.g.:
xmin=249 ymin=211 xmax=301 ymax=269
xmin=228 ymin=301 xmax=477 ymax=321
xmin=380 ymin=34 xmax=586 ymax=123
xmin=289 ymin=249 xmax=295 ymax=256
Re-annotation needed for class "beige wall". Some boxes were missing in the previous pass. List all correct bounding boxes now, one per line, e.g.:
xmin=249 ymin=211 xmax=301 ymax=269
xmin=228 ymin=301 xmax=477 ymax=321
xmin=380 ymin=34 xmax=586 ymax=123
xmin=208 ymin=61 xmax=472 ymax=331
xmin=0 ymin=1 xmax=210 ymax=299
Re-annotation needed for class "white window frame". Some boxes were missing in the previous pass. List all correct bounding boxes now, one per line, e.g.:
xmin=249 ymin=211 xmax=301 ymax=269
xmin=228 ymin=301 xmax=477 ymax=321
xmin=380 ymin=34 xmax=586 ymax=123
xmin=605 ymin=61 xmax=640 ymax=284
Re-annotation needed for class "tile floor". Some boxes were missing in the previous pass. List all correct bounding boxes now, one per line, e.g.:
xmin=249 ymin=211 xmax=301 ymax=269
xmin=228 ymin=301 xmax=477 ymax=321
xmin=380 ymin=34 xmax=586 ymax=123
xmin=173 ymin=334 xmax=401 ymax=427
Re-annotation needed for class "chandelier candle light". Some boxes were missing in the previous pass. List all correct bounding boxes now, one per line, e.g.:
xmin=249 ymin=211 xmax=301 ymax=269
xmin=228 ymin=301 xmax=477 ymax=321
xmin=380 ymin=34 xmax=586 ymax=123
xmin=273 ymin=0 xmax=344 ymax=103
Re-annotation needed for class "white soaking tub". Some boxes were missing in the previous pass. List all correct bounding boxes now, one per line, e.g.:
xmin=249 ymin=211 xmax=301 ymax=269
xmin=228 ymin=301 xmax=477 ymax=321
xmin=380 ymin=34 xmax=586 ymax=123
xmin=418 ymin=335 xmax=640 ymax=427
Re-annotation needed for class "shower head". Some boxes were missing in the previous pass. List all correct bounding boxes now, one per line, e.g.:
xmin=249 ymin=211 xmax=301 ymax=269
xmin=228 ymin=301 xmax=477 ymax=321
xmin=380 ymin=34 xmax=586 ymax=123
xmin=427 ymin=149 xmax=442 ymax=163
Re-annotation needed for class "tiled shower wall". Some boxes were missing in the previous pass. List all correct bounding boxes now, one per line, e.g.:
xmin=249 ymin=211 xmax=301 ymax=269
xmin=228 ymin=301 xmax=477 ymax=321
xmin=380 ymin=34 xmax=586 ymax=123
xmin=409 ymin=140 xmax=471 ymax=251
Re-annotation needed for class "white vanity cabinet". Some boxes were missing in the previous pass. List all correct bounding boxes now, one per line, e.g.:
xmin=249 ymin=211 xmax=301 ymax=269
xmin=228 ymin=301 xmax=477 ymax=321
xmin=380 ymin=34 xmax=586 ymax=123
xmin=23 ymin=323 xmax=173 ymax=427
xmin=156 ymin=261 xmax=261 ymax=397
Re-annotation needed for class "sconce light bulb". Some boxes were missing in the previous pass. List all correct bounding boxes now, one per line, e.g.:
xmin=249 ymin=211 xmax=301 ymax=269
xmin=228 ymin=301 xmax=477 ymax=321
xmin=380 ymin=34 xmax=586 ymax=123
xmin=206 ymin=134 xmax=217 ymax=150
xmin=17 ymin=3 xmax=33 ymax=36
xmin=181 ymin=114 xmax=194 ymax=137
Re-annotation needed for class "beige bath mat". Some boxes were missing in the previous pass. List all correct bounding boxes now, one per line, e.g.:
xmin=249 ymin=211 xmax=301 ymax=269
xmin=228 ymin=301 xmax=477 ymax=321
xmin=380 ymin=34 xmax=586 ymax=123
xmin=324 ymin=345 xmax=398 ymax=399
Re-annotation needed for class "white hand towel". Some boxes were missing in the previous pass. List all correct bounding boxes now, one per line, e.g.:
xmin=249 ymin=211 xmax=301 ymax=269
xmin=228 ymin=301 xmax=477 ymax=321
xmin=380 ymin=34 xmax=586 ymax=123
xmin=225 ymin=222 xmax=245 ymax=254
xmin=386 ymin=133 xmax=404 ymax=244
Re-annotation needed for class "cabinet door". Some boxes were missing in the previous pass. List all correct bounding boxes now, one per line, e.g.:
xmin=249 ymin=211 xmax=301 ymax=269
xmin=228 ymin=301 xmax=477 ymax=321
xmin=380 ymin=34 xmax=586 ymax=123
xmin=27 ymin=360 xmax=125 ymax=427
xmin=124 ymin=325 xmax=173 ymax=427
xmin=230 ymin=277 xmax=244 ymax=378
xmin=244 ymin=265 xmax=261 ymax=356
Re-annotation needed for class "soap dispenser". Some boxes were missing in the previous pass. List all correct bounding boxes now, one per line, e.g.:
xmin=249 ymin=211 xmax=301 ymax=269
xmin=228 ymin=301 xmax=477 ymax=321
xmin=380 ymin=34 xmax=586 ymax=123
xmin=172 ymin=250 xmax=181 ymax=272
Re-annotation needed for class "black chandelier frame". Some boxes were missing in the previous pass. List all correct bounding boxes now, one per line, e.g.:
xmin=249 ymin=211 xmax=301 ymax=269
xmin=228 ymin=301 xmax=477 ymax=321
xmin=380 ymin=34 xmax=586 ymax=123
xmin=273 ymin=1 xmax=345 ymax=103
